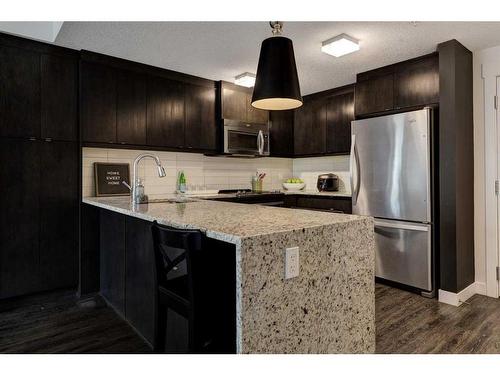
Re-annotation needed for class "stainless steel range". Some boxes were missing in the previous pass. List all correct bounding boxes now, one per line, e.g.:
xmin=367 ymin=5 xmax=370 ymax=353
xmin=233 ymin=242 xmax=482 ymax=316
xmin=207 ymin=189 xmax=285 ymax=206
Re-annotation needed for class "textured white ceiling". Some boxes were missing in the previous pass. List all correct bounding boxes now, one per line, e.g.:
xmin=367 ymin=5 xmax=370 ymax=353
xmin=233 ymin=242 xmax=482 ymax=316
xmin=55 ymin=21 xmax=500 ymax=95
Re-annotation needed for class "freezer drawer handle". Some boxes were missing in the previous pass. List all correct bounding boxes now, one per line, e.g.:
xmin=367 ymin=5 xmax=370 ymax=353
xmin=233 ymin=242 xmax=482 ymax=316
xmin=374 ymin=220 xmax=429 ymax=232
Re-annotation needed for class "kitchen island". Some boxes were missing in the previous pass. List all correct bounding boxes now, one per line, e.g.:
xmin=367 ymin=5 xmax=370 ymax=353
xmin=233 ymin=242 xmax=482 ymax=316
xmin=82 ymin=196 xmax=375 ymax=353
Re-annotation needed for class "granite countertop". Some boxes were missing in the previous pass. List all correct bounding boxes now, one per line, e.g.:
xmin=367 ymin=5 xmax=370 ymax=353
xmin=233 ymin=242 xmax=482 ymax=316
xmin=83 ymin=196 xmax=363 ymax=244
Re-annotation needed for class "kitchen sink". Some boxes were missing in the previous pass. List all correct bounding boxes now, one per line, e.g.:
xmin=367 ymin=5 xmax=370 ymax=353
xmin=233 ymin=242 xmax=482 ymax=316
xmin=139 ymin=197 xmax=198 ymax=204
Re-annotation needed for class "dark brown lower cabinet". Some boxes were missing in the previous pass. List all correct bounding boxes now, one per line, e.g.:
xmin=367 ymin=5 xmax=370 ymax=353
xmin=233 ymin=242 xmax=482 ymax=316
xmin=284 ymin=195 xmax=352 ymax=214
xmin=0 ymin=138 xmax=79 ymax=299
xmin=0 ymin=138 xmax=40 ymax=299
xmin=125 ymin=217 xmax=156 ymax=344
xmin=100 ymin=210 xmax=126 ymax=315
xmin=96 ymin=209 xmax=236 ymax=351
xmin=39 ymin=141 xmax=79 ymax=290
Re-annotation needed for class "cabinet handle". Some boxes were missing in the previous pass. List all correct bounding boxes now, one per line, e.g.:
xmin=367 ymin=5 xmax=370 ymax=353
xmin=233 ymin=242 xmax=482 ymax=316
xmin=44 ymin=138 xmax=52 ymax=142
xmin=28 ymin=137 xmax=36 ymax=141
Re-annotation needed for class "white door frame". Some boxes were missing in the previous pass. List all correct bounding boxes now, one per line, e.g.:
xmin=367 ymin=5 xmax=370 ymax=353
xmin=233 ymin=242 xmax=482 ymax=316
xmin=483 ymin=63 xmax=500 ymax=298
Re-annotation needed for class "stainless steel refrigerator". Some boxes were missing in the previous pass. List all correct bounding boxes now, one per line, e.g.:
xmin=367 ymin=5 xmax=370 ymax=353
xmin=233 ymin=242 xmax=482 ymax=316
xmin=351 ymin=108 xmax=433 ymax=294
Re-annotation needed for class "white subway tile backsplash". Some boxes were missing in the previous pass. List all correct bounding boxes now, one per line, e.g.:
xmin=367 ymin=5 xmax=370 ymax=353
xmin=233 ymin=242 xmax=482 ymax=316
xmin=81 ymin=147 xmax=350 ymax=197
xmin=292 ymin=155 xmax=351 ymax=194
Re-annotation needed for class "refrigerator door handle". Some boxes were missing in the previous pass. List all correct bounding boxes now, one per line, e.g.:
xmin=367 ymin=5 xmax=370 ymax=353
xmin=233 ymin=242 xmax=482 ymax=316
xmin=350 ymin=134 xmax=360 ymax=205
xmin=374 ymin=219 xmax=429 ymax=232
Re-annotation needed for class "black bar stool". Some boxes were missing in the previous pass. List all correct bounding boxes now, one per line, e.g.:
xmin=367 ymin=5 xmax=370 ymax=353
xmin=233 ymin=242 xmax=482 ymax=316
xmin=151 ymin=221 xmax=212 ymax=353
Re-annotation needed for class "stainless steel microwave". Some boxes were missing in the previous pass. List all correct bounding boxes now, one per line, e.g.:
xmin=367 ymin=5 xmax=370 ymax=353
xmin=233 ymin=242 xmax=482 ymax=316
xmin=223 ymin=119 xmax=270 ymax=156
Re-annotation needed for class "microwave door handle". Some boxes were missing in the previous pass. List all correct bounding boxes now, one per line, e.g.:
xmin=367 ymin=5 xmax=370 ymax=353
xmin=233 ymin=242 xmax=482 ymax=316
xmin=257 ymin=130 xmax=264 ymax=155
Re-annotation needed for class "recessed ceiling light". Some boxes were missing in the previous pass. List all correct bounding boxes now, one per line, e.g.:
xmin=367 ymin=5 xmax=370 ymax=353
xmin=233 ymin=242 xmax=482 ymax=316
xmin=234 ymin=72 xmax=256 ymax=88
xmin=321 ymin=34 xmax=360 ymax=57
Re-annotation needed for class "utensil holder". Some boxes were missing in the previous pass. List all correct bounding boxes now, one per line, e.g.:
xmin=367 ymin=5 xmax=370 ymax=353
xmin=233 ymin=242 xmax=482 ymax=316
xmin=252 ymin=178 xmax=263 ymax=192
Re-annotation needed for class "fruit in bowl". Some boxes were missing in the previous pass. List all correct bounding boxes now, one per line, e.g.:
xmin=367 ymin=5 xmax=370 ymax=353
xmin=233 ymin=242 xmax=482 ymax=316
xmin=283 ymin=178 xmax=306 ymax=191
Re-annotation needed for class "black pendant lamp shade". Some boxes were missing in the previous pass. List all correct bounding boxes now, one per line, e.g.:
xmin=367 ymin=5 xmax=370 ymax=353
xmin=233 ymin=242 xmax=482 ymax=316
xmin=251 ymin=23 xmax=302 ymax=111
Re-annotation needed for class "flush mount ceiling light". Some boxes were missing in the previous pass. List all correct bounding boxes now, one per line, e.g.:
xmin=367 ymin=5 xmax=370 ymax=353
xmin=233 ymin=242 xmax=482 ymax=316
xmin=251 ymin=21 xmax=302 ymax=111
xmin=234 ymin=72 xmax=256 ymax=87
xmin=321 ymin=33 xmax=360 ymax=57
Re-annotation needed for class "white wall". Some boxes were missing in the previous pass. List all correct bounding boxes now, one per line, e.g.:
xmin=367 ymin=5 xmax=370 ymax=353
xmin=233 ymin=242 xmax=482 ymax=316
xmin=292 ymin=155 xmax=351 ymax=194
xmin=82 ymin=147 xmax=351 ymax=198
xmin=472 ymin=44 xmax=500 ymax=294
xmin=82 ymin=148 xmax=293 ymax=198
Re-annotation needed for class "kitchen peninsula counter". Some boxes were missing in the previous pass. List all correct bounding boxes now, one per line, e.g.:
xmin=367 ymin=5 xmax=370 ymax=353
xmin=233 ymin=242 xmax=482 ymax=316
xmin=83 ymin=196 xmax=375 ymax=353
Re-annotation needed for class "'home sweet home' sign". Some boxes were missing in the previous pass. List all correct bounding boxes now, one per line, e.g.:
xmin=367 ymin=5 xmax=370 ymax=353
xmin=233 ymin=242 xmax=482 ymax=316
xmin=94 ymin=162 xmax=131 ymax=197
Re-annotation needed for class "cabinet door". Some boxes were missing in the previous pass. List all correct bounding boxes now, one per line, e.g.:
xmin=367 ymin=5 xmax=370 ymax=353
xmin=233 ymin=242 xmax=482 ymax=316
xmin=246 ymin=93 xmax=269 ymax=123
xmin=0 ymin=45 xmax=40 ymax=138
xmin=81 ymin=62 xmax=117 ymax=143
xmin=326 ymin=92 xmax=354 ymax=154
xmin=221 ymin=86 xmax=247 ymax=121
xmin=147 ymin=76 xmax=185 ymax=148
xmin=39 ymin=141 xmax=79 ymax=291
xmin=184 ymin=84 xmax=217 ymax=151
xmin=100 ymin=209 xmax=126 ymax=315
xmin=293 ymin=98 xmax=326 ymax=155
xmin=41 ymin=54 xmax=78 ymax=141
xmin=0 ymin=139 xmax=40 ymax=299
xmin=394 ymin=55 xmax=439 ymax=109
xmin=269 ymin=110 xmax=294 ymax=156
xmin=125 ymin=217 xmax=156 ymax=345
xmin=117 ymin=70 xmax=147 ymax=145
xmin=355 ymin=74 xmax=394 ymax=116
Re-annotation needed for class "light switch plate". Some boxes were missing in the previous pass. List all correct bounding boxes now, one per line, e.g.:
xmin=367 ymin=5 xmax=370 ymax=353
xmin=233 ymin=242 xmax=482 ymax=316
xmin=285 ymin=246 xmax=299 ymax=279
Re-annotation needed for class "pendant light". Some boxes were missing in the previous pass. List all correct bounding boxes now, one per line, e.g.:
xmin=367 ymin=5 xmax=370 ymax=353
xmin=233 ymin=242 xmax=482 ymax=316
xmin=251 ymin=21 xmax=303 ymax=111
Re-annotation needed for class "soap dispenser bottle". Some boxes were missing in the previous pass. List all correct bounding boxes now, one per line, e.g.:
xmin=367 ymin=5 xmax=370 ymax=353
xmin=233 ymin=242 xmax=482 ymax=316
xmin=178 ymin=171 xmax=187 ymax=193
xmin=135 ymin=178 xmax=147 ymax=203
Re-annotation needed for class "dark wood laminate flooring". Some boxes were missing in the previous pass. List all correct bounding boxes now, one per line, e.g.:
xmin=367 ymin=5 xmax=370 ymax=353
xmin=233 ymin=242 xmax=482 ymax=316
xmin=376 ymin=283 xmax=500 ymax=354
xmin=3 ymin=284 xmax=500 ymax=354
xmin=0 ymin=290 xmax=151 ymax=353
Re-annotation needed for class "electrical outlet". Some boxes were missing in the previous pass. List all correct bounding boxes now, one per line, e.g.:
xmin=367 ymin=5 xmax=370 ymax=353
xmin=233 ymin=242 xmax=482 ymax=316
xmin=285 ymin=246 xmax=299 ymax=279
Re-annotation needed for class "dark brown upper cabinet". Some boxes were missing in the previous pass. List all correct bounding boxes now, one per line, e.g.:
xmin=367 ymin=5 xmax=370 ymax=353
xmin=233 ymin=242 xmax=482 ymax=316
xmin=80 ymin=51 xmax=219 ymax=151
xmin=0 ymin=45 xmax=40 ymax=138
xmin=355 ymin=53 xmax=439 ymax=117
xmin=116 ymin=70 xmax=147 ymax=145
xmin=81 ymin=61 xmax=117 ymax=143
xmin=220 ymin=81 xmax=269 ymax=123
xmin=294 ymin=97 xmax=326 ymax=156
xmin=394 ymin=54 xmax=439 ymax=109
xmin=221 ymin=84 xmax=247 ymax=120
xmin=184 ymin=83 xmax=217 ymax=151
xmin=246 ymin=92 xmax=269 ymax=123
xmin=355 ymin=72 xmax=394 ymax=116
xmin=147 ymin=76 xmax=185 ymax=148
xmin=326 ymin=90 xmax=354 ymax=154
xmin=41 ymin=54 xmax=78 ymax=142
xmin=269 ymin=110 xmax=294 ymax=157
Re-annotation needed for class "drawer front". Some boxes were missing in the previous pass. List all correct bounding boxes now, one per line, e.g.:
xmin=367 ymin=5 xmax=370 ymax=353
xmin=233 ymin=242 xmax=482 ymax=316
xmin=295 ymin=197 xmax=352 ymax=214
xmin=374 ymin=219 xmax=432 ymax=291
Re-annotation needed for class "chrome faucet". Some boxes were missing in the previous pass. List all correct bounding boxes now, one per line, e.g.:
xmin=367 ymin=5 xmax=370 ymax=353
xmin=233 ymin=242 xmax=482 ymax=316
xmin=130 ymin=153 xmax=166 ymax=204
